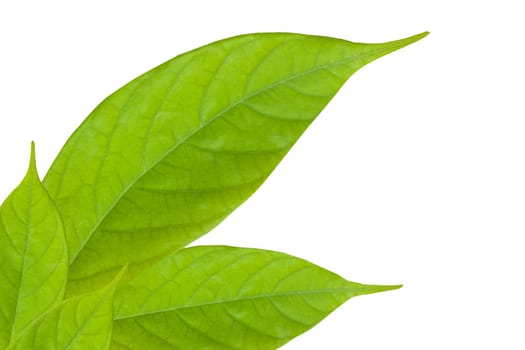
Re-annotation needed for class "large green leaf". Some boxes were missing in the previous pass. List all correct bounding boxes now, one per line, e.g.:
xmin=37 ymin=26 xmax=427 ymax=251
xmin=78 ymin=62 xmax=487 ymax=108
xmin=6 ymin=267 xmax=125 ymax=350
xmin=43 ymin=32 xmax=428 ymax=295
xmin=0 ymin=143 xmax=68 ymax=348
xmin=112 ymin=246 xmax=400 ymax=350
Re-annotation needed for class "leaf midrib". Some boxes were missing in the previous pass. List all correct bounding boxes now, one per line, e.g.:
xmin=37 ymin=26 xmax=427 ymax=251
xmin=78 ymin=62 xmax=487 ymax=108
xmin=9 ymin=172 xmax=34 ymax=345
xmin=115 ymin=287 xmax=353 ymax=321
xmin=69 ymin=46 xmax=391 ymax=265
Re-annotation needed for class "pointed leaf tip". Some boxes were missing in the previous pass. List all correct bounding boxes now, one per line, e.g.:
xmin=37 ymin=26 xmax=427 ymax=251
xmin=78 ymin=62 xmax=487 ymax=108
xmin=351 ymin=31 xmax=428 ymax=69
xmin=403 ymin=31 xmax=430 ymax=42
xmin=28 ymin=141 xmax=37 ymax=174
xmin=387 ymin=31 xmax=428 ymax=51
xmin=383 ymin=31 xmax=429 ymax=46
xmin=353 ymin=283 xmax=403 ymax=296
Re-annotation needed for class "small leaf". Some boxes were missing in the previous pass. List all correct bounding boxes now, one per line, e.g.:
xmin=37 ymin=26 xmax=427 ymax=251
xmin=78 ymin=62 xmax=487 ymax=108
xmin=112 ymin=246 xmax=400 ymax=350
xmin=43 ymin=32 xmax=427 ymax=295
xmin=0 ymin=143 xmax=68 ymax=348
xmin=6 ymin=266 xmax=126 ymax=350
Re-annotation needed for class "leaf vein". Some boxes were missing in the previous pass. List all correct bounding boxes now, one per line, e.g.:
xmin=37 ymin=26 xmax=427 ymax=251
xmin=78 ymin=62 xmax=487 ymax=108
xmin=69 ymin=51 xmax=370 ymax=265
xmin=115 ymin=288 xmax=353 ymax=321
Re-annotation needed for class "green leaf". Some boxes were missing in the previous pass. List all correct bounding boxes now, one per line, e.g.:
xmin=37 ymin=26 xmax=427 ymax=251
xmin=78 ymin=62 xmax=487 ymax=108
xmin=43 ymin=32 xmax=428 ymax=295
xmin=0 ymin=143 xmax=68 ymax=348
xmin=112 ymin=246 xmax=400 ymax=350
xmin=6 ymin=266 xmax=126 ymax=350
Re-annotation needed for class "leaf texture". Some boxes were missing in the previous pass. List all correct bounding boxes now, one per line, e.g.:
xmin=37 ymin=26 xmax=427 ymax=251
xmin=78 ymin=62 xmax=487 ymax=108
xmin=112 ymin=246 xmax=400 ymax=350
xmin=0 ymin=143 xmax=68 ymax=348
xmin=6 ymin=266 xmax=124 ymax=350
xmin=43 ymin=32 xmax=428 ymax=295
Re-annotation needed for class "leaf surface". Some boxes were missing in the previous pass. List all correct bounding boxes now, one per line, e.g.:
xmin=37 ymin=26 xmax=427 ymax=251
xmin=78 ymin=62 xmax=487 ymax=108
xmin=112 ymin=246 xmax=400 ymax=350
xmin=0 ymin=143 xmax=68 ymax=348
xmin=43 ymin=32 xmax=428 ymax=295
xmin=6 ymin=266 xmax=124 ymax=350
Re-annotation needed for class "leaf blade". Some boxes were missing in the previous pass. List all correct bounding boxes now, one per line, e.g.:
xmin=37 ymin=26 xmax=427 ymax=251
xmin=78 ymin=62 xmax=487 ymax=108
xmin=6 ymin=266 xmax=125 ymax=350
xmin=0 ymin=143 xmax=68 ymax=347
xmin=112 ymin=246 xmax=400 ymax=350
xmin=43 ymin=32 xmax=427 ymax=295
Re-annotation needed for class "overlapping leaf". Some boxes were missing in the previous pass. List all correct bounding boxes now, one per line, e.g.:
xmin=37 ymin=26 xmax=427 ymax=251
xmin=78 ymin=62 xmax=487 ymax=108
xmin=0 ymin=144 xmax=68 ymax=348
xmin=112 ymin=246 xmax=400 ymax=349
xmin=6 ymin=267 xmax=124 ymax=350
xmin=43 ymin=32 xmax=428 ymax=295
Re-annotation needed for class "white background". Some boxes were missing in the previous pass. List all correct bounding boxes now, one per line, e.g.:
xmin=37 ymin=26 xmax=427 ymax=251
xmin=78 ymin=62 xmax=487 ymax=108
xmin=1 ymin=1 xmax=524 ymax=349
